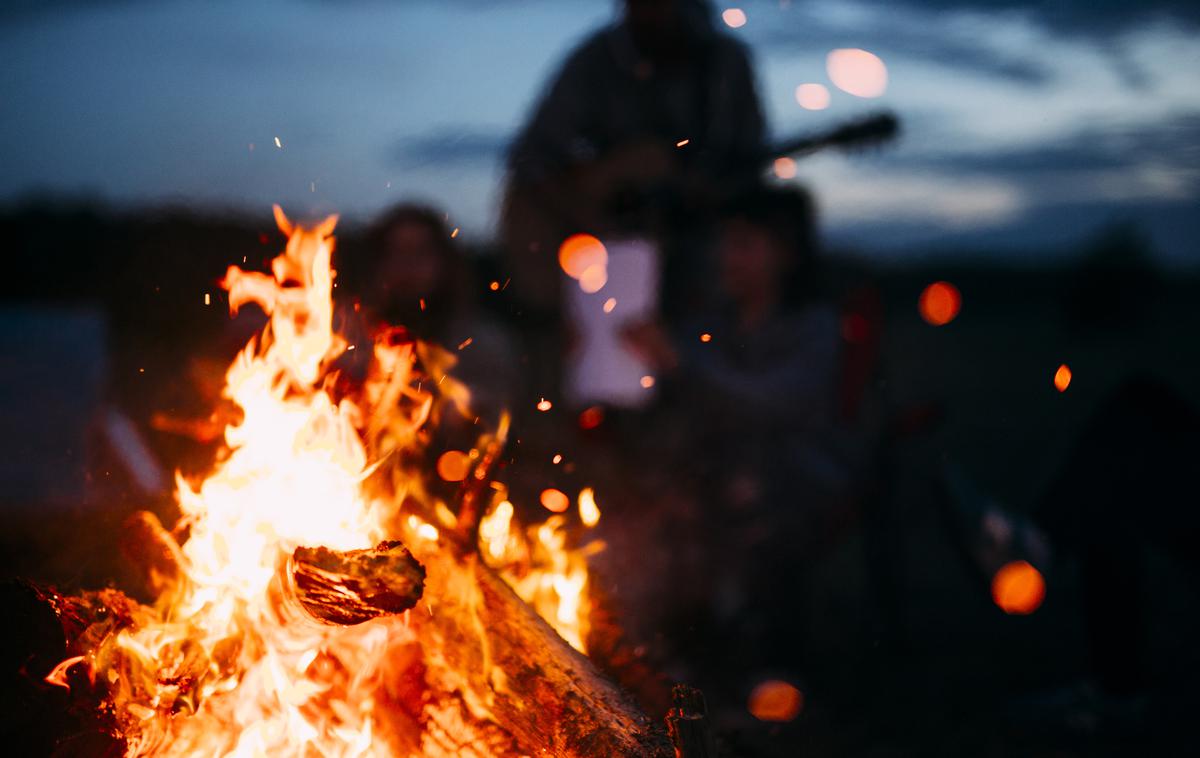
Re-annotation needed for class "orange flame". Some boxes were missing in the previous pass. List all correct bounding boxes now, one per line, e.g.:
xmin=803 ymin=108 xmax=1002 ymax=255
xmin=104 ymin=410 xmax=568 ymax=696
xmin=52 ymin=206 xmax=605 ymax=754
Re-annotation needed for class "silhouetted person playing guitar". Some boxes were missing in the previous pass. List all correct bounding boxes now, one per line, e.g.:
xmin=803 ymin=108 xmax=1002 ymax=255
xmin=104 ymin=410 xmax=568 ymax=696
xmin=502 ymin=0 xmax=897 ymax=410
xmin=502 ymin=0 xmax=765 ymax=403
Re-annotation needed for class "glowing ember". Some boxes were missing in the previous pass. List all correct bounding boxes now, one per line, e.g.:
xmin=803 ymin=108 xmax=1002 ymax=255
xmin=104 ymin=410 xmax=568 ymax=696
xmin=748 ymin=680 xmax=804 ymax=722
xmin=918 ymin=281 xmax=961 ymax=326
xmin=1054 ymin=363 xmax=1072 ymax=392
xmin=540 ymin=488 xmax=570 ymax=514
xmin=992 ymin=560 xmax=1046 ymax=615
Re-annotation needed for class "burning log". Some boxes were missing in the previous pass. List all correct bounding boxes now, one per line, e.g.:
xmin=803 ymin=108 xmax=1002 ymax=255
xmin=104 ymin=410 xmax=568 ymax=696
xmin=120 ymin=511 xmax=428 ymax=627
xmin=410 ymin=545 xmax=673 ymax=758
xmin=22 ymin=209 xmax=677 ymax=756
xmin=286 ymin=541 xmax=425 ymax=626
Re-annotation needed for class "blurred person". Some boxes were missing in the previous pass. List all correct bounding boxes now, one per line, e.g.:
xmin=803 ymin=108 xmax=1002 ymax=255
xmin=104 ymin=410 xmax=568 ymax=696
xmin=501 ymin=0 xmax=766 ymax=400
xmin=622 ymin=185 xmax=881 ymax=691
xmin=358 ymin=203 xmax=517 ymax=425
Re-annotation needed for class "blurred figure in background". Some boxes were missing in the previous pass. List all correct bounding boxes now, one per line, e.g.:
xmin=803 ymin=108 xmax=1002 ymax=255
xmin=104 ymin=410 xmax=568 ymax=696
xmin=621 ymin=185 xmax=882 ymax=694
xmin=502 ymin=0 xmax=765 ymax=400
xmin=359 ymin=203 xmax=517 ymax=425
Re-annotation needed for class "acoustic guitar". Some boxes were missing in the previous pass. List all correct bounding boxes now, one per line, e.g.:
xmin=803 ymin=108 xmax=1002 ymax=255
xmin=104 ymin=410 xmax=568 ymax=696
xmin=500 ymin=111 xmax=901 ymax=313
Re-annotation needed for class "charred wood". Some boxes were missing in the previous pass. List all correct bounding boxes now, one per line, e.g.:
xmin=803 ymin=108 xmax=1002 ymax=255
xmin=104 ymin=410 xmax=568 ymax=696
xmin=665 ymin=684 xmax=717 ymax=758
xmin=287 ymin=540 xmax=425 ymax=626
xmin=411 ymin=547 xmax=673 ymax=758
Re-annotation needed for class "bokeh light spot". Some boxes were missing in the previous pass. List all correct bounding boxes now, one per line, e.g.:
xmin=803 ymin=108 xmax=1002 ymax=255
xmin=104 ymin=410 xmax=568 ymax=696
xmin=1054 ymin=364 xmax=1072 ymax=392
xmin=826 ymin=48 xmax=888 ymax=98
xmin=578 ymin=406 xmax=604 ymax=430
xmin=773 ymin=157 xmax=797 ymax=179
xmin=540 ymin=488 xmax=570 ymax=513
xmin=579 ymin=264 xmax=608 ymax=294
xmin=722 ymin=8 xmax=747 ymax=28
xmin=918 ymin=281 xmax=961 ymax=326
xmin=992 ymin=560 xmax=1046 ymax=615
xmin=558 ymin=234 xmax=607 ymax=280
xmin=794 ymin=83 xmax=831 ymax=110
xmin=436 ymin=450 xmax=471 ymax=482
xmin=748 ymin=680 xmax=804 ymax=722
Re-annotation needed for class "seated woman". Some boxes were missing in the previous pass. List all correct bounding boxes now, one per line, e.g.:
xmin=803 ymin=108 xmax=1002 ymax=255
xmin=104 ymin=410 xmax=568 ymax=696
xmin=623 ymin=186 xmax=876 ymax=687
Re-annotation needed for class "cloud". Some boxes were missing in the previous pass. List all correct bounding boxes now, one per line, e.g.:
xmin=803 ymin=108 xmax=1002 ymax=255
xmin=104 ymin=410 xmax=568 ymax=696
xmin=748 ymin=4 xmax=1052 ymax=85
xmin=906 ymin=112 xmax=1200 ymax=177
xmin=900 ymin=1 xmax=1200 ymax=35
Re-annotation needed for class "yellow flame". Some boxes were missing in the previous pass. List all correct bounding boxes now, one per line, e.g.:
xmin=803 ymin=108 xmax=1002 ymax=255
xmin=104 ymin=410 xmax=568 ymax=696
xmin=84 ymin=207 xmax=415 ymax=756
xmin=478 ymin=489 xmax=601 ymax=654
xmin=53 ymin=205 xmax=607 ymax=754
xmin=578 ymin=488 xmax=601 ymax=528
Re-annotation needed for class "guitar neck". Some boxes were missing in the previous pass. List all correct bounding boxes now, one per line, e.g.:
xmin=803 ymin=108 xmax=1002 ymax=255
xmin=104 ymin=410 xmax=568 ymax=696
xmin=762 ymin=111 xmax=900 ymax=167
xmin=764 ymin=135 xmax=833 ymax=165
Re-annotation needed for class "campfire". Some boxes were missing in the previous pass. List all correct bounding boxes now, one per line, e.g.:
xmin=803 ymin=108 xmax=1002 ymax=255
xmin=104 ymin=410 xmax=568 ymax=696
xmin=37 ymin=208 xmax=677 ymax=756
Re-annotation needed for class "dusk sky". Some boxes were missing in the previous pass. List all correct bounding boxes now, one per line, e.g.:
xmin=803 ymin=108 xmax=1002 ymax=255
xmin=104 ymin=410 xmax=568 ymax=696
xmin=2 ymin=0 xmax=1198 ymax=265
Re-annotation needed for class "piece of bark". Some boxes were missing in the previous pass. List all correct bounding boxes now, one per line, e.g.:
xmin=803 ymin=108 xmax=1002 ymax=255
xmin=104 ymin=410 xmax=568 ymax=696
xmin=410 ymin=546 xmax=673 ymax=757
xmin=665 ymin=685 xmax=717 ymax=758
xmin=287 ymin=540 xmax=425 ymax=626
